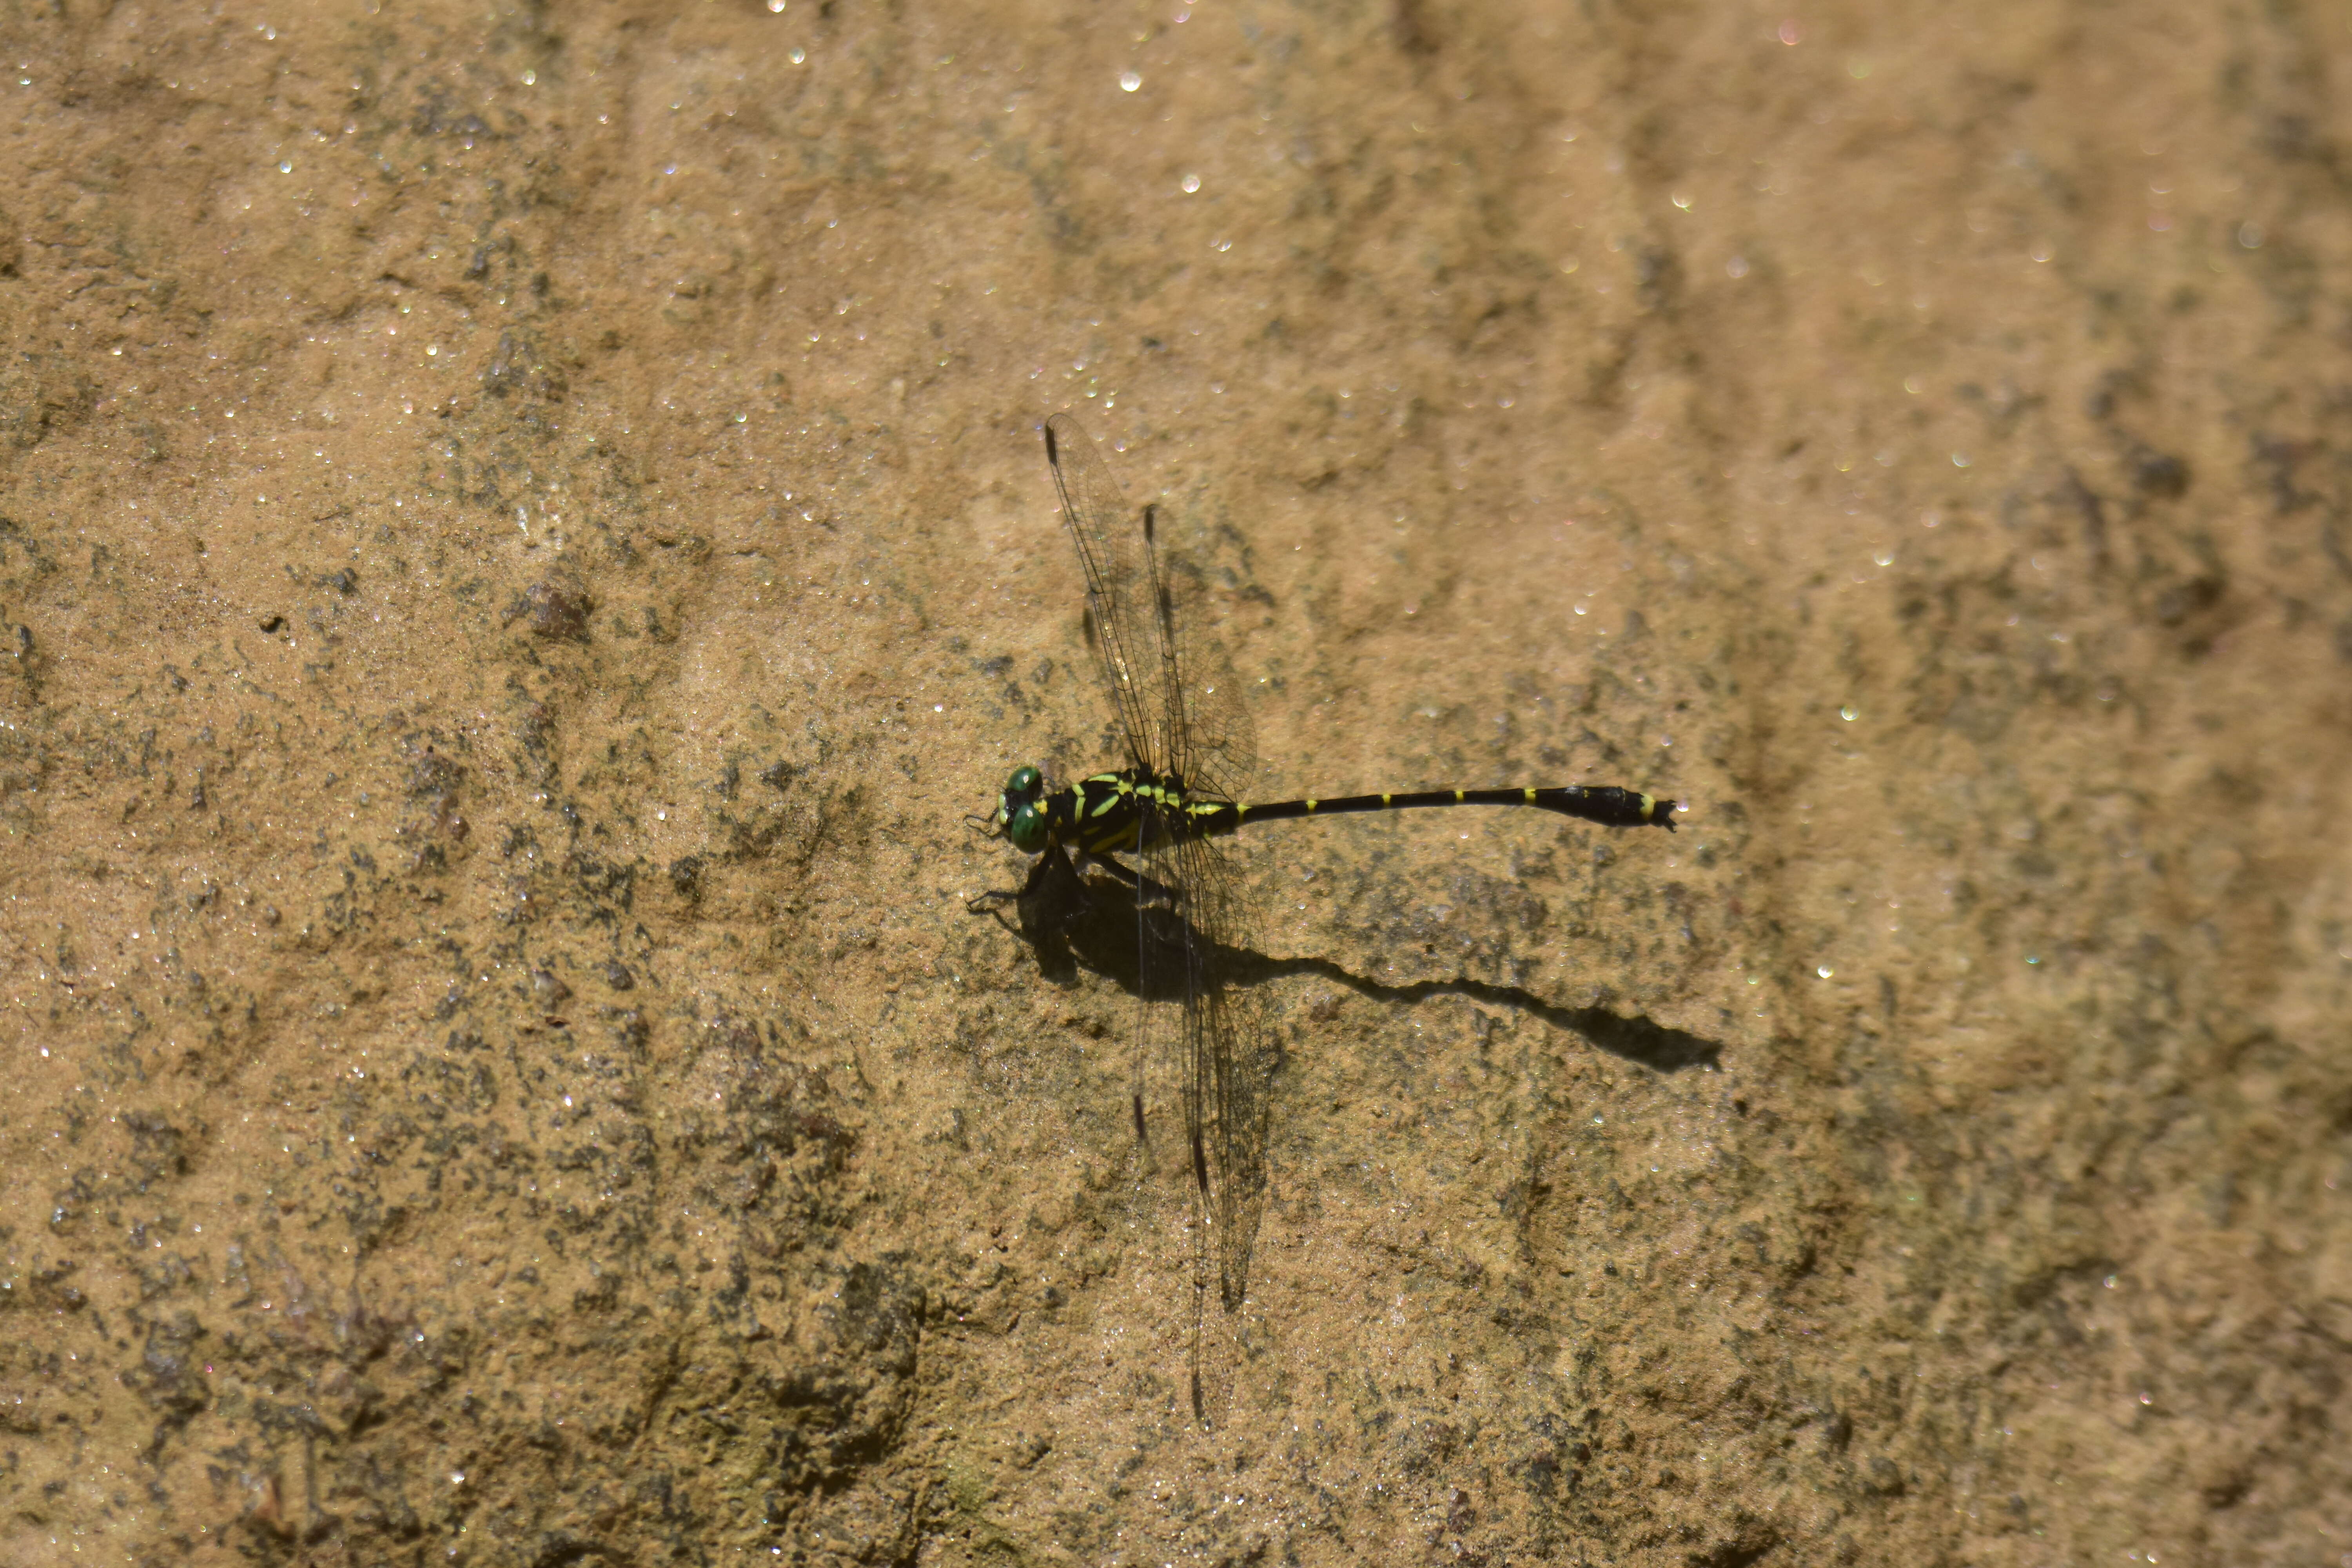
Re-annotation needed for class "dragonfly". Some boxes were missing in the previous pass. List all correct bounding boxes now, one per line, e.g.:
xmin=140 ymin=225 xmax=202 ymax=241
xmin=977 ymin=412 xmax=1677 ymax=1425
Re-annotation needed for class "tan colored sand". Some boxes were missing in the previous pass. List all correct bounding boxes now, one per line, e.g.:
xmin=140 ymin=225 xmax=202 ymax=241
xmin=2 ymin=2 xmax=2347 ymax=1563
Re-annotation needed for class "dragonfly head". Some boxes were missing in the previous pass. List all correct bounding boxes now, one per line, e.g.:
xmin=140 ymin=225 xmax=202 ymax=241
xmin=997 ymin=765 xmax=1053 ymax=853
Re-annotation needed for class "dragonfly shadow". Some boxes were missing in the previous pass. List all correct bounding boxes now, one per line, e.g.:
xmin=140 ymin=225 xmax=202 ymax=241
xmin=976 ymin=847 xmax=1721 ymax=1075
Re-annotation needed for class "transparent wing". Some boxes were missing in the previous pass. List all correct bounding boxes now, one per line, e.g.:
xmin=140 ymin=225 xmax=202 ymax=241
xmin=1155 ymin=551 xmax=1261 ymax=808
xmin=1151 ymin=828 xmax=1272 ymax=1427
xmin=1050 ymin=413 xmax=1270 ymax=1428
xmin=1043 ymin=414 xmax=1171 ymax=774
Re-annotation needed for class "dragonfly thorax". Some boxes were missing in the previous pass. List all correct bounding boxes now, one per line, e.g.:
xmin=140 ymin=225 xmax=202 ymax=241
xmin=995 ymin=765 xmax=1225 ymax=856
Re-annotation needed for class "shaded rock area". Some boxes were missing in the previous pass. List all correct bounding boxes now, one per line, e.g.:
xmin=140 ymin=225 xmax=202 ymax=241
xmin=1 ymin=1 xmax=2347 ymax=1564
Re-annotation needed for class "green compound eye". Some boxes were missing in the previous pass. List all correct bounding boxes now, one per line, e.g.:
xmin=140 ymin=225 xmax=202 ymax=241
xmin=1005 ymin=764 xmax=1043 ymax=797
xmin=1006 ymin=800 xmax=1051 ymax=853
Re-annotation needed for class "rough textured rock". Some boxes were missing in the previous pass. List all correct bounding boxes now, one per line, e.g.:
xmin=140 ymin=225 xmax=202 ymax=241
xmin=1 ymin=1 xmax=2346 ymax=1564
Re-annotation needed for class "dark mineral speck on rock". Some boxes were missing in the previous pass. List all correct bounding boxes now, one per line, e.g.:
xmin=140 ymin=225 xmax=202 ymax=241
xmin=505 ymin=580 xmax=592 ymax=641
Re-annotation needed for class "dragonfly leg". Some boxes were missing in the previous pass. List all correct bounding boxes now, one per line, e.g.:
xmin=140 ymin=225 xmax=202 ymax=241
xmin=969 ymin=850 xmax=1094 ymax=983
xmin=1075 ymin=850 xmax=1182 ymax=910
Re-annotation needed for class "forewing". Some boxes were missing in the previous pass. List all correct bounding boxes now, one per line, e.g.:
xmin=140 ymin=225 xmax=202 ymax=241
xmin=1044 ymin=414 xmax=1169 ymax=774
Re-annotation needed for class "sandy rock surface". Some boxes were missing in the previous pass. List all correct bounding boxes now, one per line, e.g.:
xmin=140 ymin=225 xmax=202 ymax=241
xmin=2 ymin=2 xmax=2347 ymax=1563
